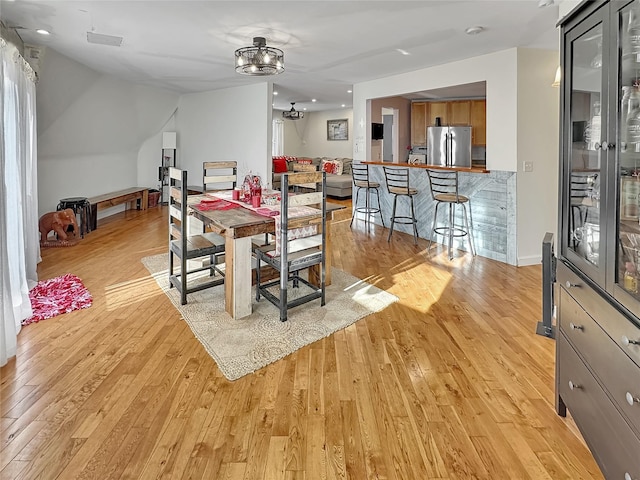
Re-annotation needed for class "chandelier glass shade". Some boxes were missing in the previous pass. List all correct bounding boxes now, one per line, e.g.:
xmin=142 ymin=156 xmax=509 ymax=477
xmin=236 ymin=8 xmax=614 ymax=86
xmin=235 ymin=37 xmax=284 ymax=76
xmin=283 ymin=103 xmax=304 ymax=120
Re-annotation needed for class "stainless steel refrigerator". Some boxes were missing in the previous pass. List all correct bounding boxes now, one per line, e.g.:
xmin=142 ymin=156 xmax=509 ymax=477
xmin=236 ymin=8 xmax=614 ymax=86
xmin=427 ymin=126 xmax=472 ymax=167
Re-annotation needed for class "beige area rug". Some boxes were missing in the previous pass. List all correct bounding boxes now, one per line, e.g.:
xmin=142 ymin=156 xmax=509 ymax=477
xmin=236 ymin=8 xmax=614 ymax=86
xmin=142 ymin=254 xmax=398 ymax=381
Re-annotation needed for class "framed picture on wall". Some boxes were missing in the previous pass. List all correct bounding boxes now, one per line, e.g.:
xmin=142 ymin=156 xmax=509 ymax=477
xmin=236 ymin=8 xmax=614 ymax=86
xmin=327 ymin=119 xmax=348 ymax=141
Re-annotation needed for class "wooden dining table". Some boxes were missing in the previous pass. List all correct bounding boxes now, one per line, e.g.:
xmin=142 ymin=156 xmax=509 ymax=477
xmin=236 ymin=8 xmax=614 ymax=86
xmin=188 ymin=193 xmax=343 ymax=320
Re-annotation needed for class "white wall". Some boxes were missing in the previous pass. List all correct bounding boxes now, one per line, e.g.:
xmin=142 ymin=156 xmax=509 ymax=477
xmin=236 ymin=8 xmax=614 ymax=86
xmin=177 ymin=83 xmax=272 ymax=186
xmin=36 ymin=48 xmax=180 ymax=215
xmin=354 ymin=48 xmax=519 ymax=172
xmin=283 ymin=109 xmax=353 ymax=158
xmin=352 ymin=47 xmax=560 ymax=266
xmin=517 ymin=48 xmax=560 ymax=265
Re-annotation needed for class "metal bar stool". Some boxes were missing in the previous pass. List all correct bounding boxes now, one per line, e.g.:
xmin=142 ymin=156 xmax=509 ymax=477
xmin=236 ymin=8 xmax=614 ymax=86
xmin=425 ymin=169 xmax=475 ymax=259
xmin=383 ymin=166 xmax=419 ymax=244
xmin=350 ymin=164 xmax=385 ymax=228
xmin=56 ymin=197 xmax=91 ymax=238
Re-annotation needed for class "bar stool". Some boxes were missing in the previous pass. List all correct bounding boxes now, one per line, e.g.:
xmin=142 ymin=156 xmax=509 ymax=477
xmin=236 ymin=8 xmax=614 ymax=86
xmin=383 ymin=166 xmax=419 ymax=244
xmin=350 ymin=164 xmax=385 ymax=228
xmin=425 ymin=169 xmax=476 ymax=259
xmin=57 ymin=197 xmax=91 ymax=238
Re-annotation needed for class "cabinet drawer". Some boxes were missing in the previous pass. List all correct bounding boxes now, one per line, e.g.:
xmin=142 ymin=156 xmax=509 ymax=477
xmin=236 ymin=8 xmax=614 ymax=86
xmin=558 ymin=261 xmax=640 ymax=369
xmin=558 ymin=333 xmax=640 ymax=479
xmin=559 ymin=287 xmax=640 ymax=437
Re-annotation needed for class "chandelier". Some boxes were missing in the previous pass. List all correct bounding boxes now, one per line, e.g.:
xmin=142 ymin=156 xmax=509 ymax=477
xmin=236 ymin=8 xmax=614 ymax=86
xmin=235 ymin=37 xmax=284 ymax=76
xmin=283 ymin=103 xmax=304 ymax=120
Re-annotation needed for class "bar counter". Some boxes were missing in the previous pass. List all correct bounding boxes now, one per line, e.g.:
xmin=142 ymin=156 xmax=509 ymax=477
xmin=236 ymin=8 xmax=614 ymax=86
xmin=363 ymin=160 xmax=490 ymax=174
xmin=356 ymin=161 xmax=516 ymax=265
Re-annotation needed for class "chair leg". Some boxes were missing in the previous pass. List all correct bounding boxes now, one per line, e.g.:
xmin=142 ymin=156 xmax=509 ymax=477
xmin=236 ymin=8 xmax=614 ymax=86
xmin=463 ymin=201 xmax=476 ymax=256
xmin=255 ymin=257 xmax=261 ymax=301
xmin=448 ymin=203 xmax=454 ymax=260
xmin=350 ymin=187 xmax=362 ymax=227
xmin=169 ymin=251 xmax=175 ymax=289
xmin=280 ymin=268 xmax=288 ymax=322
xmin=410 ymin=195 xmax=418 ymax=245
xmin=387 ymin=195 xmax=398 ymax=242
xmin=428 ymin=201 xmax=440 ymax=252
xmin=180 ymin=257 xmax=187 ymax=305
xmin=374 ymin=188 xmax=385 ymax=227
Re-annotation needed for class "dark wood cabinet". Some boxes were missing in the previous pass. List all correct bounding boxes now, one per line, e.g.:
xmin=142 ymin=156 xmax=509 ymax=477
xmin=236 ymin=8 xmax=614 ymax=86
xmin=557 ymin=2 xmax=640 ymax=478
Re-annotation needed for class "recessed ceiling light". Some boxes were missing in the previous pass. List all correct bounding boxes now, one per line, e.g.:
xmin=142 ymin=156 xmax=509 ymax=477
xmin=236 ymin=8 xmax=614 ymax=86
xmin=347 ymin=89 xmax=352 ymax=93
xmin=311 ymin=99 xmax=317 ymax=102
xmin=273 ymin=91 xmax=278 ymax=95
xmin=396 ymin=49 xmax=410 ymax=56
xmin=465 ymin=26 xmax=484 ymax=35
xmin=303 ymin=107 xmax=307 ymax=111
xmin=36 ymin=29 xmax=50 ymax=35
xmin=341 ymin=104 xmax=346 ymax=108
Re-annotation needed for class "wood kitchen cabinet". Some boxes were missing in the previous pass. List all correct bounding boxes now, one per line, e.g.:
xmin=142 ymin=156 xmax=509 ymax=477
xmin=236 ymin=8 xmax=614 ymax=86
xmin=448 ymin=100 xmax=471 ymax=125
xmin=410 ymin=99 xmax=486 ymax=147
xmin=411 ymin=102 xmax=427 ymax=146
xmin=470 ymin=100 xmax=486 ymax=146
xmin=427 ymin=102 xmax=448 ymax=126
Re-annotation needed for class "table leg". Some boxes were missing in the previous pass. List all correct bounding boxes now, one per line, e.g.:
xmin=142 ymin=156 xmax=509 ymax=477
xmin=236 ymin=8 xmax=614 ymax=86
xmin=224 ymin=234 xmax=252 ymax=319
xmin=309 ymin=214 xmax=333 ymax=287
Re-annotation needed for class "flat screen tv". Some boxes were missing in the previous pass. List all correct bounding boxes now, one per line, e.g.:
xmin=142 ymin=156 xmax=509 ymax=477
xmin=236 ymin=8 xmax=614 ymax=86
xmin=372 ymin=123 xmax=384 ymax=140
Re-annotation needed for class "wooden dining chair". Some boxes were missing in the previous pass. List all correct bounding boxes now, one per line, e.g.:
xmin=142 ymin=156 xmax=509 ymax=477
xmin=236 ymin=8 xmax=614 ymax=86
xmin=254 ymin=171 xmax=327 ymax=322
xmin=168 ymin=167 xmax=226 ymax=305
xmin=203 ymin=161 xmax=237 ymax=193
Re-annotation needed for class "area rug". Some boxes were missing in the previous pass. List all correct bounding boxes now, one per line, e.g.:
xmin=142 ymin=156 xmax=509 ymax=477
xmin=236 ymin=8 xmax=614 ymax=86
xmin=142 ymin=254 xmax=398 ymax=381
xmin=23 ymin=274 xmax=93 ymax=325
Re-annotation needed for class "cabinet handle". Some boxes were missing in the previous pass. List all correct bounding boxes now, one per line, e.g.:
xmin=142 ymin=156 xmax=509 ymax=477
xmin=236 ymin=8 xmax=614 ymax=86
xmin=622 ymin=335 xmax=640 ymax=346
xmin=569 ymin=380 xmax=582 ymax=390
xmin=626 ymin=392 xmax=640 ymax=406
xmin=569 ymin=322 xmax=584 ymax=331
xmin=565 ymin=281 xmax=580 ymax=289
xmin=601 ymin=141 xmax=615 ymax=150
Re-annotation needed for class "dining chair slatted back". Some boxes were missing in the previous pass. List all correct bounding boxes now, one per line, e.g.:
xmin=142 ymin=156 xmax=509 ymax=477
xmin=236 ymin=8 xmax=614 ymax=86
xmin=425 ymin=169 xmax=476 ymax=259
xmin=570 ymin=171 xmax=596 ymax=247
xmin=351 ymin=164 xmax=385 ymax=228
xmin=383 ymin=166 xmax=419 ymax=244
xmin=203 ymin=161 xmax=237 ymax=193
xmin=254 ymin=171 xmax=327 ymax=322
xmin=169 ymin=167 xmax=226 ymax=305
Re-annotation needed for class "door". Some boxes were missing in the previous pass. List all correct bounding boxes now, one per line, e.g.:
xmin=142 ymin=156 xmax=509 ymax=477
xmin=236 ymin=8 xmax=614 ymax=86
xmin=561 ymin=4 xmax=608 ymax=288
xmin=428 ymin=102 xmax=448 ymax=126
xmin=449 ymin=101 xmax=471 ymax=125
xmin=427 ymin=127 xmax=448 ymax=166
xmin=411 ymin=102 xmax=427 ymax=146
xmin=449 ymin=127 xmax=472 ymax=167
xmin=383 ymin=114 xmax=393 ymax=161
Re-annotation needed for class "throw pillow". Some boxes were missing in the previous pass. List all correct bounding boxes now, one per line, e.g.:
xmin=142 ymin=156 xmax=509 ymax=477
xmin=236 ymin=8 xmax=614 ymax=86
xmin=273 ymin=158 xmax=288 ymax=173
xmin=321 ymin=159 xmax=344 ymax=175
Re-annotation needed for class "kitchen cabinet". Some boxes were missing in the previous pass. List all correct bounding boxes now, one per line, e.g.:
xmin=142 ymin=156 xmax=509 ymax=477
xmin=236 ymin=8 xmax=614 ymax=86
xmin=557 ymin=1 xmax=640 ymax=479
xmin=448 ymin=100 xmax=471 ymax=125
xmin=410 ymin=99 xmax=486 ymax=147
xmin=470 ymin=100 xmax=486 ymax=146
xmin=411 ymin=102 xmax=427 ymax=146
xmin=427 ymin=102 xmax=448 ymax=126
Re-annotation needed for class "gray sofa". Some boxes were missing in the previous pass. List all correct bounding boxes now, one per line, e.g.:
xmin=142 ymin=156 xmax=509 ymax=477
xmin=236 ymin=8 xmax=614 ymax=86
xmin=272 ymin=157 xmax=353 ymax=198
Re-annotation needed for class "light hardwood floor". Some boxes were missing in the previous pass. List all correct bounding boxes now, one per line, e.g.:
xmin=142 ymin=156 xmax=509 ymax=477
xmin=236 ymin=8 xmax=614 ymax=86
xmin=1 ymin=202 xmax=602 ymax=479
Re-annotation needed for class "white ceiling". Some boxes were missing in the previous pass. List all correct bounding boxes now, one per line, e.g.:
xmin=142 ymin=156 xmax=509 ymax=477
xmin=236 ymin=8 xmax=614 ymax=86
xmin=1 ymin=0 xmax=561 ymax=112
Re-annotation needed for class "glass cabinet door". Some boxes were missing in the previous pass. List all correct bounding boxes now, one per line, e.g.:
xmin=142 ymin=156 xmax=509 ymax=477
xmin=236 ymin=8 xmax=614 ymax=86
xmin=616 ymin=1 xmax=640 ymax=308
xmin=563 ymin=18 xmax=606 ymax=285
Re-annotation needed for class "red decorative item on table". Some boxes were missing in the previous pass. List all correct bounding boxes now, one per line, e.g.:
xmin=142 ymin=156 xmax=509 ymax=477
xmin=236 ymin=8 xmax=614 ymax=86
xmin=241 ymin=173 xmax=262 ymax=203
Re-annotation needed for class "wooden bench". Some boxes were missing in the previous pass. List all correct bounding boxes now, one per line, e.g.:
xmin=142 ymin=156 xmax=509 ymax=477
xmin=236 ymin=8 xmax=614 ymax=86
xmin=87 ymin=187 xmax=149 ymax=230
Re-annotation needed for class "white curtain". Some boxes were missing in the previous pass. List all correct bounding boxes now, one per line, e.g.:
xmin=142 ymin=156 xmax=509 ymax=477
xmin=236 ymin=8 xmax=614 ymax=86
xmin=272 ymin=119 xmax=284 ymax=157
xmin=1 ymin=37 xmax=40 ymax=367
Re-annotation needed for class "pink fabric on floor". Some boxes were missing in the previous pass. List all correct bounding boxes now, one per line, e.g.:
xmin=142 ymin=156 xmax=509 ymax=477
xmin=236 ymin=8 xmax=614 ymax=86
xmin=23 ymin=274 xmax=93 ymax=325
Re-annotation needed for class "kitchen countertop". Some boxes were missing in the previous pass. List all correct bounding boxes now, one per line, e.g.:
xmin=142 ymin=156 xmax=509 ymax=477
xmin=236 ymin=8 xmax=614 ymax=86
xmin=362 ymin=161 xmax=490 ymax=173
